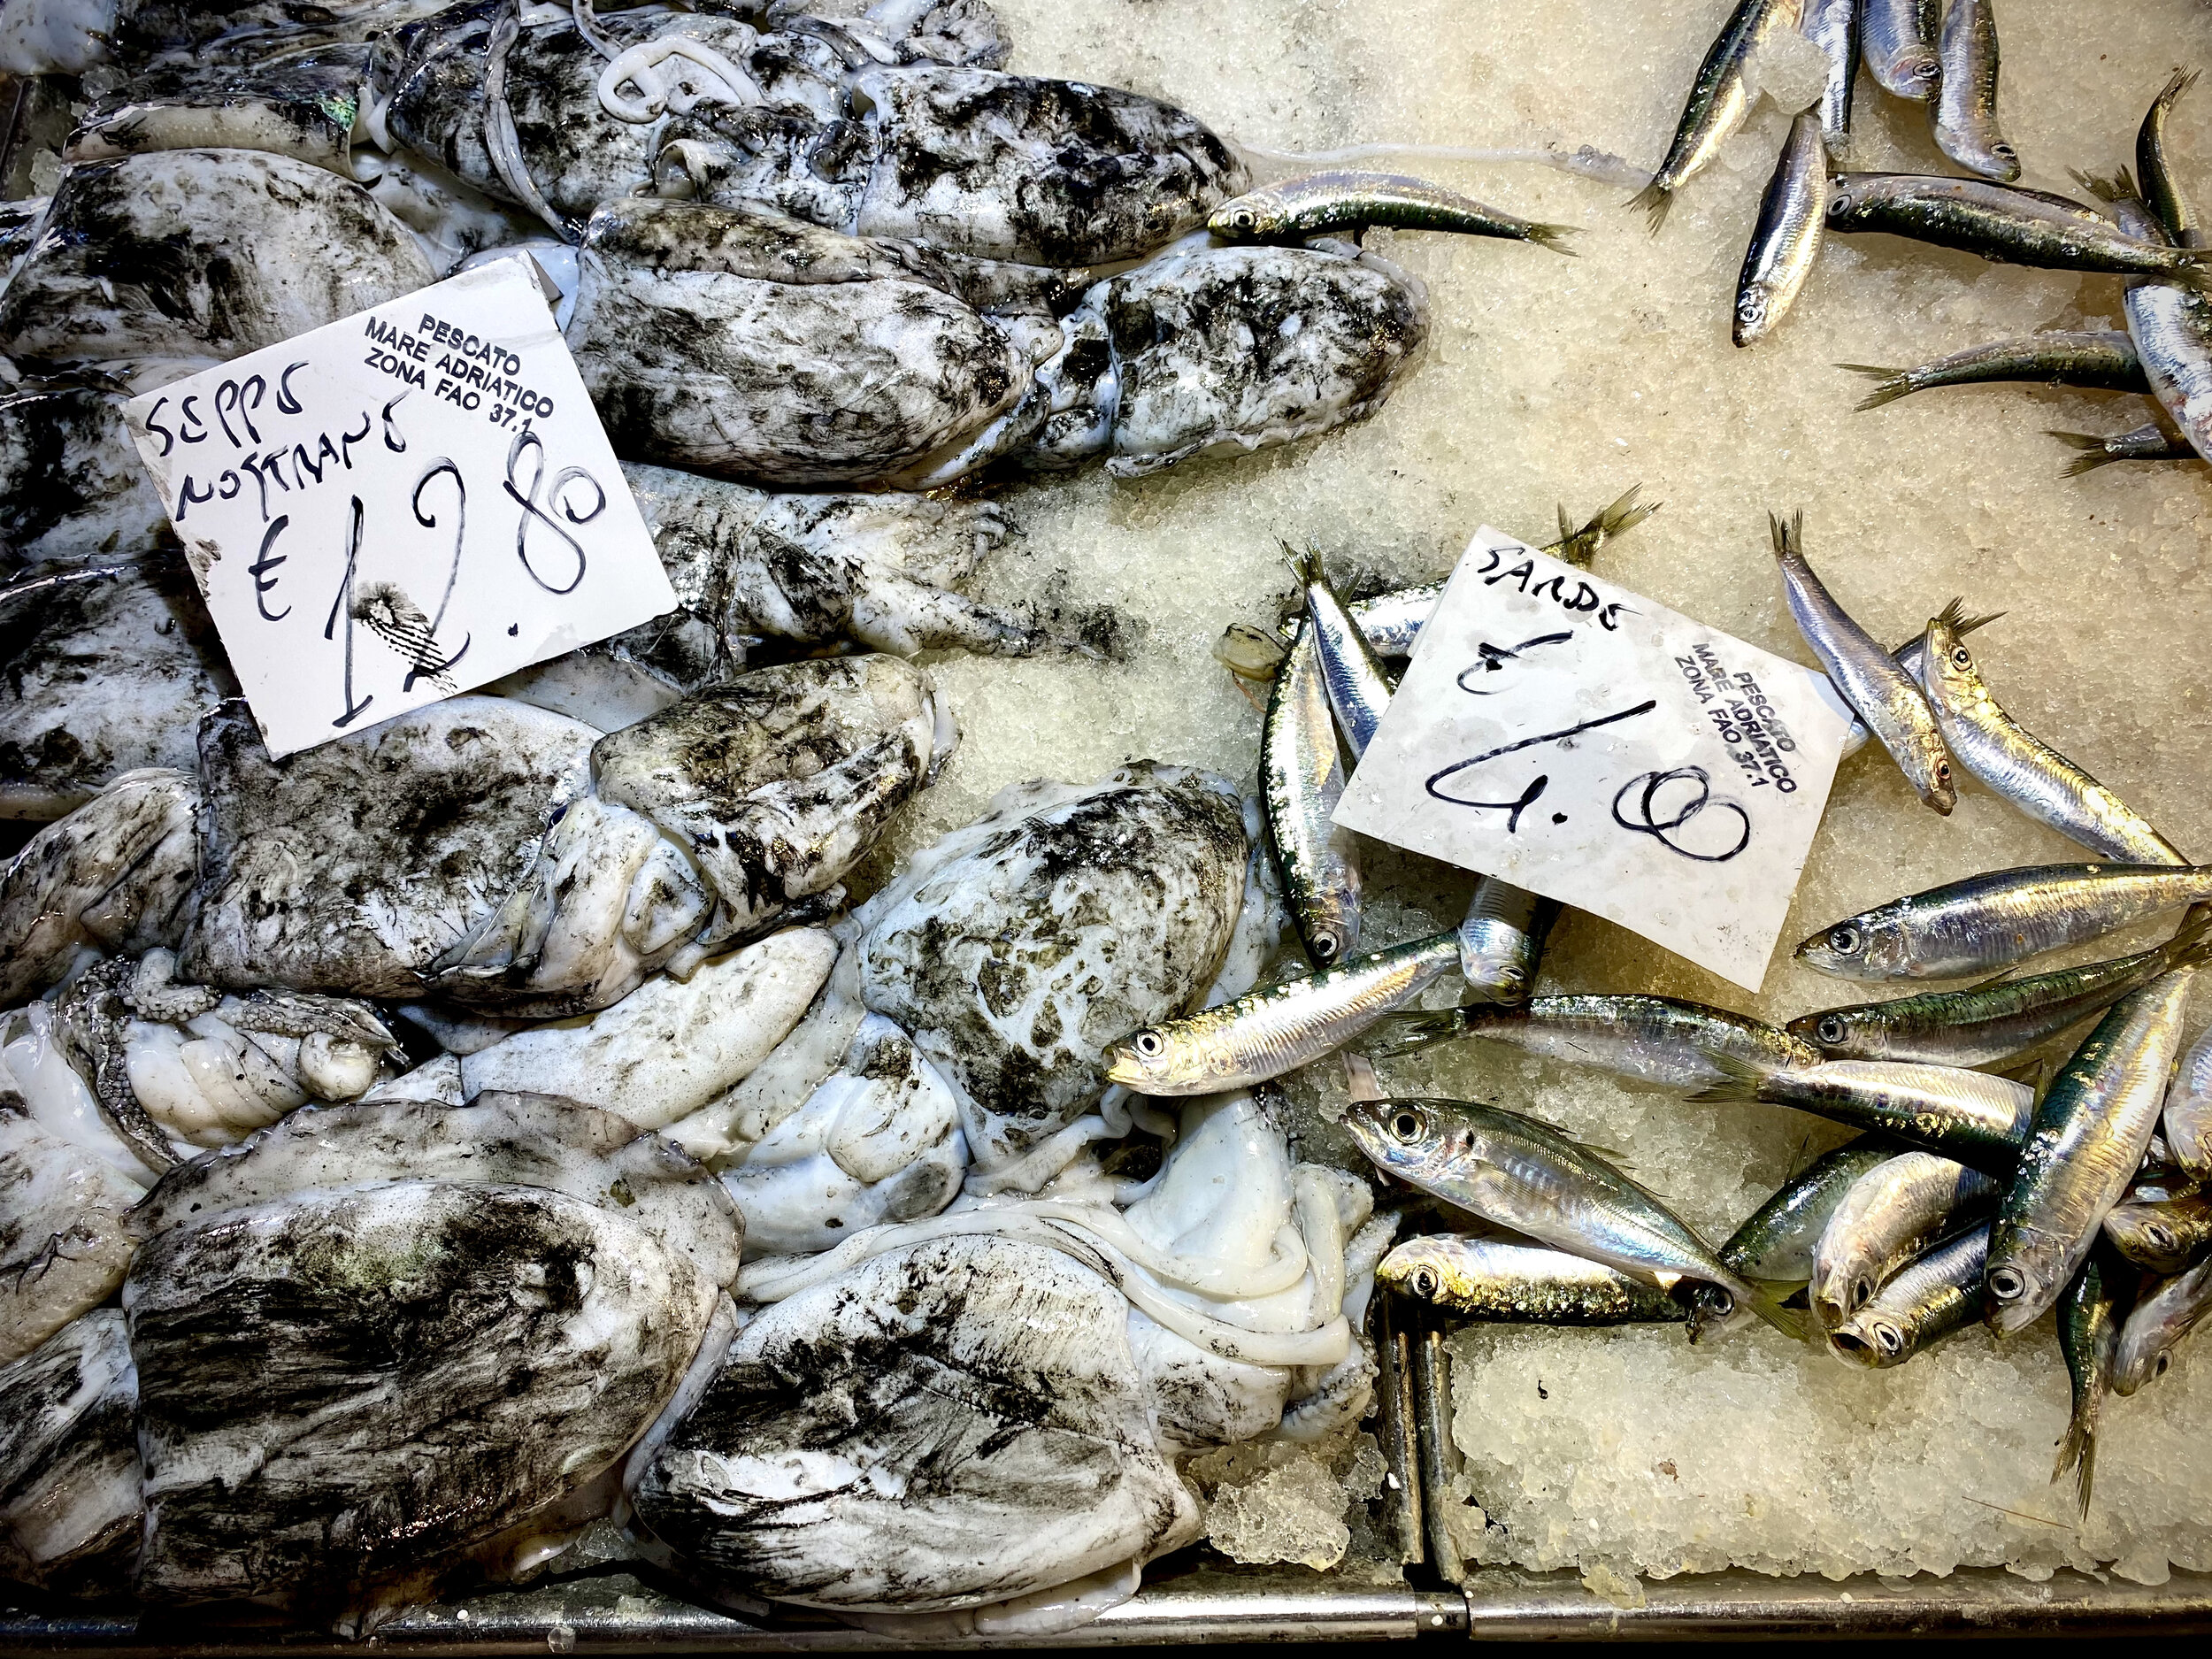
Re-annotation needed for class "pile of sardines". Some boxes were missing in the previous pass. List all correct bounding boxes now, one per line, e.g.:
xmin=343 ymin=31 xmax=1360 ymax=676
xmin=1192 ymin=491 xmax=2209 ymax=1524
xmin=1649 ymin=0 xmax=2208 ymax=479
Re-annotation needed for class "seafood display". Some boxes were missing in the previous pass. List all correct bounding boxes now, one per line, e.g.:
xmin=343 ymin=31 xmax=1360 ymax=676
xmin=2 ymin=0 xmax=2210 ymax=1639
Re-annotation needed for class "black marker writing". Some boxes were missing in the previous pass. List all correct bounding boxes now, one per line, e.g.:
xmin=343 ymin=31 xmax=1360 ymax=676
xmin=1457 ymin=630 xmax=1574 ymax=695
xmin=1425 ymin=700 xmax=1659 ymax=830
xmin=503 ymin=429 xmax=602 ymax=595
xmin=250 ymin=516 xmax=290 ymax=622
xmin=1610 ymin=767 xmax=1750 ymax=864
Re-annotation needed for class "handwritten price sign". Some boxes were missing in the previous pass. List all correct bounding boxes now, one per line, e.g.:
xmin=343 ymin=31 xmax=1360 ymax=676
xmin=125 ymin=257 xmax=674 ymax=757
xmin=1335 ymin=527 xmax=1853 ymax=991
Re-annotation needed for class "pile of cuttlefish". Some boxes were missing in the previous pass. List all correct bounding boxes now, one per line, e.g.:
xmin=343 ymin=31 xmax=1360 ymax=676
xmin=0 ymin=0 xmax=1613 ymax=1634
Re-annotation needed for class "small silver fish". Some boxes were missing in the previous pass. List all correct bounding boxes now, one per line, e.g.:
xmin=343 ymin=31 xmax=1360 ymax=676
xmin=1930 ymin=0 xmax=2017 ymax=182
xmin=1799 ymin=0 xmax=1860 ymax=159
xmin=1826 ymin=172 xmax=2208 ymax=282
xmin=2138 ymin=68 xmax=2204 ymax=250
xmin=1829 ymin=1221 xmax=1991 ymax=1367
xmin=1861 ymin=0 xmax=1939 ymax=100
xmin=1630 ymin=0 xmax=1805 ymax=232
xmin=1343 ymin=1097 xmax=1764 ymax=1309
xmin=1787 ymin=922 xmax=2212 ymax=1066
xmin=1209 ymin=172 xmax=1577 ymax=252
xmin=1845 ymin=330 xmax=2147 ymax=410
xmin=1798 ymin=863 xmax=2212 ymax=981
xmin=1378 ymin=993 xmax=1816 ymax=1091
xmin=1455 ymin=879 xmax=1558 ymax=1005
xmin=1988 ymin=970 xmax=2198 ymax=1336
xmin=2164 ymin=1020 xmax=2212 ymax=1179
xmin=1915 ymin=602 xmax=2185 ymax=863
xmin=1686 ymin=1140 xmax=1896 ymax=1342
xmin=2054 ymin=1250 xmax=2124 ymax=1518
xmin=2089 ymin=174 xmax=2212 ymax=465
xmin=1733 ymin=110 xmax=1829 ymax=348
xmin=1770 ymin=511 xmax=1955 ymax=813
xmin=1377 ymin=1234 xmax=1686 ymax=1324
xmin=1290 ymin=545 xmax=1394 ymax=758
xmin=2111 ymin=1255 xmax=2212 ymax=1394
xmin=1809 ymin=1149 xmax=1999 ymax=1329
xmin=1689 ymin=1055 xmax=2030 ymax=1167
xmin=1262 ymin=625 xmax=1362 ymax=965
xmin=2102 ymin=1191 xmax=2212 ymax=1276
xmin=1104 ymin=930 xmax=1459 ymax=1094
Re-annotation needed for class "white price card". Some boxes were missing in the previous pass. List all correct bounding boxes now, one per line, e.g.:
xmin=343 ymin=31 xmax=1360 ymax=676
xmin=123 ymin=257 xmax=674 ymax=758
xmin=1334 ymin=527 xmax=1855 ymax=991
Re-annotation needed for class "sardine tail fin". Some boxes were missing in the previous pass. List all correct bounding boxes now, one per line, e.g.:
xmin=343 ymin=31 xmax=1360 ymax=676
xmin=1369 ymin=1008 xmax=1467 ymax=1057
xmin=2166 ymin=908 xmax=2212 ymax=968
xmin=2049 ymin=430 xmax=2123 ymax=476
xmin=1627 ymin=179 xmax=1673 ymax=233
xmin=1840 ymin=365 xmax=1913 ymax=410
xmin=1282 ymin=540 xmax=1322 ymax=588
xmin=2074 ymin=166 xmax=2143 ymax=207
xmin=1596 ymin=482 xmax=1660 ymax=539
xmin=1684 ymin=1051 xmax=1773 ymax=1105
xmin=1525 ymin=220 xmax=1580 ymax=256
xmin=1767 ymin=508 xmax=1806 ymax=565
xmin=2053 ymin=1400 xmax=2100 ymax=1521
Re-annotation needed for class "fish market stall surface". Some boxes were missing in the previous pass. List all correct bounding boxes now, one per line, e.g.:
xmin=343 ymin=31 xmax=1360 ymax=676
xmin=2 ymin=0 xmax=2212 ymax=1641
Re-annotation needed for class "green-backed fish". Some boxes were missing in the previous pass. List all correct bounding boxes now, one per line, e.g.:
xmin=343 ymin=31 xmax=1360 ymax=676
xmin=1862 ymin=0 xmax=1938 ymax=100
xmin=1915 ymin=603 xmax=2187 ymax=864
xmin=2139 ymin=68 xmax=2203 ymax=250
xmin=1690 ymin=1054 xmax=2030 ymax=1168
xmin=1105 ymin=930 xmax=1457 ymax=1094
xmin=1291 ymin=545 xmax=1394 ymax=758
xmin=1209 ymin=171 xmax=1577 ymax=253
xmin=1825 ymin=173 xmax=2208 ymax=281
xmin=1455 ymin=879 xmax=1559 ymax=1006
xmin=1343 ymin=1098 xmax=1769 ymax=1314
xmin=1376 ymin=1233 xmax=1686 ymax=1324
xmin=1378 ymin=993 xmax=1817 ymax=1091
xmin=1630 ymin=0 xmax=1805 ymax=232
xmin=2112 ymin=1254 xmax=2212 ymax=1394
xmin=2088 ymin=173 xmax=2212 ymax=465
xmin=1798 ymin=863 xmax=2212 ymax=981
xmin=1844 ymin=330 xmax=2147 ymax=410
xmin=2101 ymin=1191 xmax=2212 ymax=1276
xmin=1988 ymin=970 xmax=2199 ymax=1335
xmin=1829 ymin=1221 xmax=1991 ymax=1367
xmin=2165 ymin=1021 xmax=2212 ymax=1179
xmin=1770 ymin=511 xmax=1955 ymax=813
xmin=2054 ymin=1248 xmax=2126 ymax=1518
xmin=1685 ymin=1139 xmax=1898 ymax=1341
xmin=1262 ymin=623 xmax=1362 ymax=965
xmin=1809 ymin=1150 xmax=2000 ymax=1329
xmin=1787 ymin=921 xmax=2212 ymax=1065
xmin=1930 ymin=0 xmax=2017 ymax=182
xmin=1734 ymin=110 xmax=1829 ymax=347
xmin=2051 ymin=422 xmax=2200 ymax=476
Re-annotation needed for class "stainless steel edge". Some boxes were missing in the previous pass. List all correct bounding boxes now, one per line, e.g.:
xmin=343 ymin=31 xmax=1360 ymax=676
xmin=1458 ymin=1563 xmax=2212 ymax=1640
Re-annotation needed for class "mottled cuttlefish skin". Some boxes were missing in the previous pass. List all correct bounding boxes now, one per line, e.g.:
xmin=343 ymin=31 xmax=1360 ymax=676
xmin=851 ymin=765 xmax=1249 ymax=1168
xmin=631 ymin=1235 xmax=1198 ymax=1613
xmin=65 ymin=49 xmax=372 ymax=176
xmin=0 ymin=149 xmax=434 ymax=366
xmin=0 ymin=1107 xmax=146 ymax=1364
xmin=0 ymin=1310 xmax=143 ymax=1598
xmin=127 ymin=1178 xmax=717 ymax=1609
xmin=0 ymin=366 xmax=196 ymax=564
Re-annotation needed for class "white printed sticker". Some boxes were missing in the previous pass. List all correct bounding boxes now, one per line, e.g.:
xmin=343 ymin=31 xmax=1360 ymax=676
xmin=124 ymin=257 xmax=674 ymax=758
xmin=1333 ymin=527 xmax=1854 ymax=991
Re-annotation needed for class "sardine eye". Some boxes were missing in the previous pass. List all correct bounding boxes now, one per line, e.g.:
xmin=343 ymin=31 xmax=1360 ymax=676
xmin=1988 ymin=1265 xmax=2026 ymax=1302
xmin=1133 ymin=1031 xmax=1165 ymax=1058
xmin=1816 ymin=1015 xmax=1847 ymax=1046
xmin=1500 ymin=964 xmax=1525 ymax=985
xmin=2156 ymin=1353 xmax=2172 ymax=1378
xmin=1411 ymin=1267 xmax=1438 ymax=1297
xmin=1950 ymin=646 xmax=1972 ymax=668
xmin=1311 ymin=930 xmax=1340 ymax=961
xmin=1827 ymin=924 xmax=1862 ymax=956
xmin=1874 ymin=1323 xmax=1903 ymax=1356
xmin=1233 ymin=210 xmax=1256 ymax=233
xmin=2148 ymin=1224 xmax=2176 ymax=1252
xmin=1388 ymin=1107 xmax=1426 ymax=1143
xmin=1933 ymin=760 xmax=1951 ymax=785
xmin=1849 ymin=1276 xmax=1872 ymax=1311
xmin=1828 ymin=192 xmax=1851 ymax=215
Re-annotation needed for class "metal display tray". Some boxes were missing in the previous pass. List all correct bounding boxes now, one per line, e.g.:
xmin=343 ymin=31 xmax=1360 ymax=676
xmin=3 ymin=66 xmax=2208 ymax=1653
